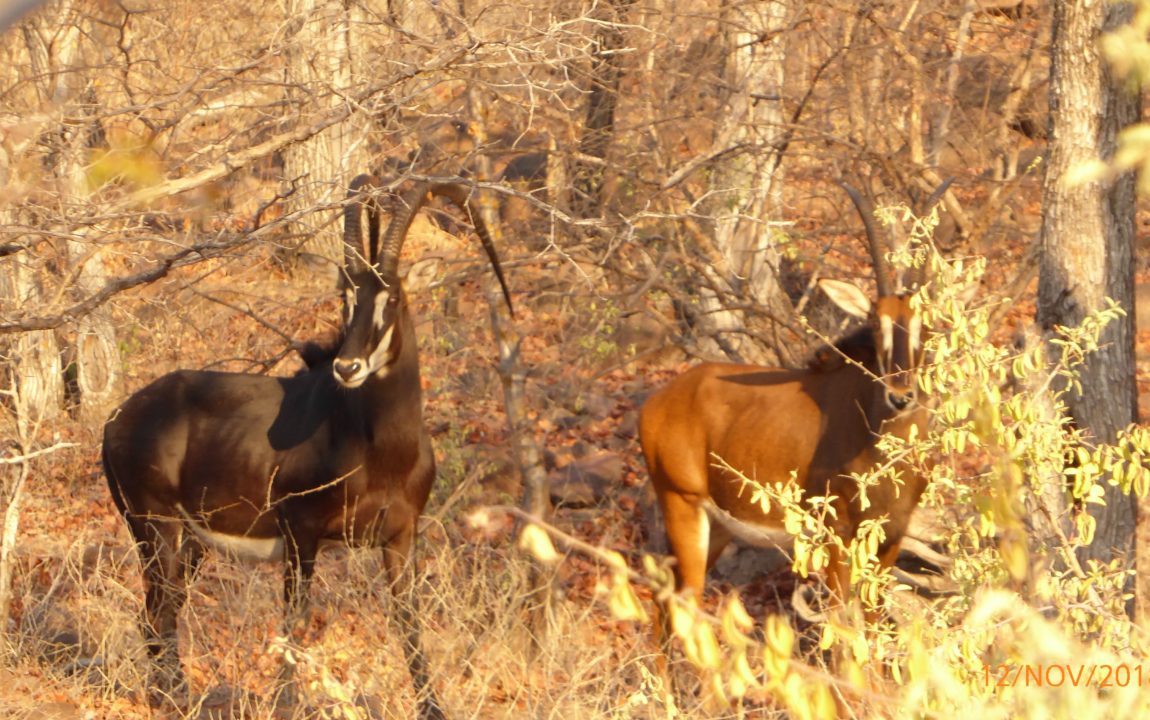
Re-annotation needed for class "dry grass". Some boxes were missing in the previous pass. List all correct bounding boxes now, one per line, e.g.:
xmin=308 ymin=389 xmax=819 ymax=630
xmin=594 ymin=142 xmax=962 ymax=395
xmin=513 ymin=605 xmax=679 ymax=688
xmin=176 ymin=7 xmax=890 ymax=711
xmin=2 ymin=501 xmax=718 ymax=719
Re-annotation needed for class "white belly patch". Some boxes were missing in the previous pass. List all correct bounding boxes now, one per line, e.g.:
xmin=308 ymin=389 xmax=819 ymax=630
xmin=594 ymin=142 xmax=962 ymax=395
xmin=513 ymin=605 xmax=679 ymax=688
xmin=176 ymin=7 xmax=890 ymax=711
xmin=177 ymin=503 xmax=284 ymax=562
xmin=193 ymin=527 xmax=285 ymax=562
xmin=177 ymin=505 xmax=357 ymax=563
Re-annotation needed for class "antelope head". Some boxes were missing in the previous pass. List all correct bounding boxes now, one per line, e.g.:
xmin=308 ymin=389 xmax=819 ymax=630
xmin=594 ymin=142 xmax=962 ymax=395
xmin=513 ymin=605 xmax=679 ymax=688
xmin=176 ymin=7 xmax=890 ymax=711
xmin=333 ymin=174 xmax=403 ymax=388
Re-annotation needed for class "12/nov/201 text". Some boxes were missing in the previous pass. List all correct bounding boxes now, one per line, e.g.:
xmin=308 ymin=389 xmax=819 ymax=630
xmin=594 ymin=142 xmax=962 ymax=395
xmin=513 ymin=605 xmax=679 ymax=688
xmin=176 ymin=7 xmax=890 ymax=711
xmin=984 ymin=663 xmax=1150 ymax=688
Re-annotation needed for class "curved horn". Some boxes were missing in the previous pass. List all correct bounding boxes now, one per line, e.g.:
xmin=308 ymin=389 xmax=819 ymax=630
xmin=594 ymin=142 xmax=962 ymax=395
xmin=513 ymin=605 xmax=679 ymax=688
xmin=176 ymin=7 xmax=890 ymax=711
xmin=378 ymin=182 xmax=514 ymax=316
xmin=920 ymin=176 xmax=955 ymax=217
xmin=344 ymin=173 xmax=383 ymax=276
xmin=423 ymin=183 xmax=514 ymax=316
xmin=378 ymin=182 xmax=431 ymax=282
xmin=839 ymin=181 xmax=891 ymax=297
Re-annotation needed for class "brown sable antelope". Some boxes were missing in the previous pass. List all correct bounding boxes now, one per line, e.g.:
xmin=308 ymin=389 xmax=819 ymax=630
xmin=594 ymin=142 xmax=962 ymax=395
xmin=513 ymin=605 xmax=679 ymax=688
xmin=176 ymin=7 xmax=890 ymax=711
xmin=640 ymin=183 xmax=947 ymax=658
xmin=102 ymin=175 xmax=512 ymax=720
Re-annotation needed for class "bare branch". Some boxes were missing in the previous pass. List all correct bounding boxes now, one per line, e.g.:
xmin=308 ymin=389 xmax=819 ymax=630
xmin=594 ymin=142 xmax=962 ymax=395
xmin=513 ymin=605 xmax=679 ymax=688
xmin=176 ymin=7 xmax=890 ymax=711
xmin=0 ymin=203 xmax=312 ymax=334
xmin=0 ymin=441 xmax=78 ymax=464
xmin=107 ymin=45 xmax=473 ymax=213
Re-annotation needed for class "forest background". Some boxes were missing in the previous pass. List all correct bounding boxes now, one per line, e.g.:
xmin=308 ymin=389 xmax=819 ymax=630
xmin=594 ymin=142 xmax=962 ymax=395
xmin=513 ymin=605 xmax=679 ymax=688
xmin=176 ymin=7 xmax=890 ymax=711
xmin=3 ymin=0 xmax=1150 ymax=718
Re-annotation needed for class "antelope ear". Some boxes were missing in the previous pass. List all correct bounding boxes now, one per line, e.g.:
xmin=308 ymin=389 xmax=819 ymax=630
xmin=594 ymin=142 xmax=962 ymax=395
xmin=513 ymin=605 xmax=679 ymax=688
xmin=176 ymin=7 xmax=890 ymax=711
xmin=403 ymin=256 xmax=445 ymax=293
xmin=819 ymin=279 xmax=872 ymax=319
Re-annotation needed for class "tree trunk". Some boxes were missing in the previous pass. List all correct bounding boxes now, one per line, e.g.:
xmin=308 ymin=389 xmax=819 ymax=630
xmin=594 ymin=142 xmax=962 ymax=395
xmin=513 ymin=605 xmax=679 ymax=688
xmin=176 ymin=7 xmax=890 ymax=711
xmin=2 ymin=1 xmax=105 ymax=424
xmin=1038 ymin=0 xmax=1137 ymax=594
xmin=0 ymin=260 xmax=63 ymax=425
xmin=54 ymin=45 xmax=121 ymax=422
xmin=696 ymin=0 xmax=790 ymax=365
xmin=282 ymin=0 xmax=368 ymax=268
xmin=570 ymin=0 xmax=633 ymax=220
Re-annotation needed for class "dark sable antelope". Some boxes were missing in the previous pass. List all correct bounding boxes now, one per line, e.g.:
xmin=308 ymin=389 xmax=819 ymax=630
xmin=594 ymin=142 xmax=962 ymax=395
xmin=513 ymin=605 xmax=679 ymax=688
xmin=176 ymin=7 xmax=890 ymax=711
xmin=641 ymin=183 xmax=946 ymax=652
xmin=102 ymin=175 xmax=512 ymax=719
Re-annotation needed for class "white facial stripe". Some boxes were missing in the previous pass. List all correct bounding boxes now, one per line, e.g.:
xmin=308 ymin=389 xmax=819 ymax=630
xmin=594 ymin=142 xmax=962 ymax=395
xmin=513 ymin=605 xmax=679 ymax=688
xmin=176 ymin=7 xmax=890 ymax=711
xmin=332 ymin=292 xmax=396 ymax=388
xmin=367 ymin=324 xmax=394 ymax=374
xmin=909 ymin=315 xmax=922 ymax=351
xmin=343 ymin=288 xmax=355 ymax=324
xmin=372 ymin=289 xmax=390 ymax=330
xmin=880 ymin=315 xmax=894 ymax=354
xmin=337 ymin=322 xmax=394 ymax=387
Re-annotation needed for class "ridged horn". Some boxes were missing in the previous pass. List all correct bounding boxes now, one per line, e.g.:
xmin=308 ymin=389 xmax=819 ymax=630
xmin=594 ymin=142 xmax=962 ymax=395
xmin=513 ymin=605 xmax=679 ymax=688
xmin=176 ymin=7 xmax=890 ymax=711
xmin=839 ymin=181 xmax=891 ymax=298
xmin=920 ymin=177 xmax=955 ymax=217
xmin=344 ymin=173 xmax=384 ymax=276
xmin=378 ymin=182 xmax=514 ymax=315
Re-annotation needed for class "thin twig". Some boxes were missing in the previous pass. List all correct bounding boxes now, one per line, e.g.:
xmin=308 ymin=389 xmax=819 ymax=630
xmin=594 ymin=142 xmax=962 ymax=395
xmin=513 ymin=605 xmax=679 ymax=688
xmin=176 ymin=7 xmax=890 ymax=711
xmin=0 ymin=440 xmax=77 ymax=464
